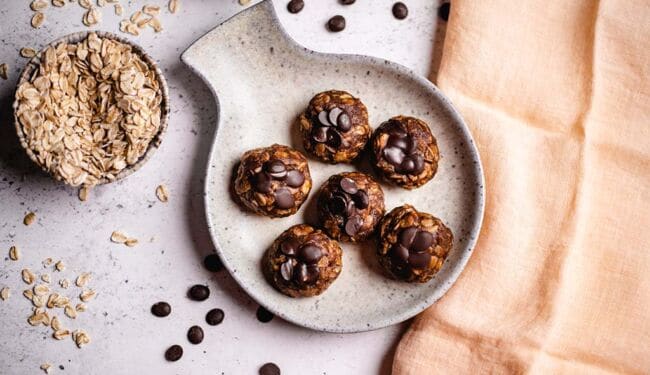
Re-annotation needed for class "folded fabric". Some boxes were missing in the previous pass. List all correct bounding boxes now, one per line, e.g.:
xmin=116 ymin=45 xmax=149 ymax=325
xmin=393 ymin=0 xmax=650 ymax=373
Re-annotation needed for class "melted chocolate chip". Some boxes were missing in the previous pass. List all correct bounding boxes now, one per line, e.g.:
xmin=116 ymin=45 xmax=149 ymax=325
xmin=412 ymin=231 xmax=434 ymax=252
xmin=280 ymin=238 xmax=299 ymax=256
xmin=345 ymin=198 xmax=356 ymax=216
xmin=326 ymin=129 xmax=342 ymax=147
xmin=165 ymin=345 xmax=183 ymax=362
xmin=285 ymin=170 xmax=305 ymax=187
xmin=206 ymin=308 xmax=225 ymax=325
xmin=259 ymin=362 xmax=281 ymax=375
xmin=187 ymin=325 xmax=204 ymax=345
xmin=340 ymin=177 xmax=358 ymax=194
xmin=274 ymin=188 xmax=295 ymax=209
xmin=382 ymin=124 xmax=426 ymax=175
xmin=408 ymin=252 xmax=432 ymax=268
xmin=400 ymin=158 xmax=416 ymax=173
xmin=298 ymin=244 xmax=323 ymax=264
xmin=188 ymin=285 xmax=210 ymax=301
xmin=327 ymin=15 xmax=346 ymax=32
xmin=391 ymin=227 xmax=437 ymax=270
xmin=151 ymin=302 xmax=171 ymax=317
xmin=345 ymin=215 xmax=363 ymax=236
xmin=280 ymin=260 xmax=294 ymax=281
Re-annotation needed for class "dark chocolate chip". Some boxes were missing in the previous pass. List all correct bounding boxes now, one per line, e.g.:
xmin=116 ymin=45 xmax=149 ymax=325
xmin=337 ymin=112 xmax=351 ymax=132
xmin=295 ymin=263 xmax=320 ymax=285
xmin=165 ymin=345 xmax=183 ymax=362
xmin=203 ymin=254 xmax=223 ymax=272
xmin=388 ymin=134 xmax=411 ymax=150
xmin=317 ymin=111 xmax=332 ymax=127
xmin=399 ymin=227 xmax=418 ymax=248
xmin=274 ymin=188 xmax=295 ymax=209
xmin=411 ymin=154 xmax=425 ymax=174
xmin=383 ymin=147 xmax=405 ymax=166
xmin=285 ymin=170 xmax=305 ymax=187
xmin=351 ymin=190 xmax=369 ymax=210
xmin=340 ymin=0 xmax=355 ymax=4
xmin=344 ymin=215 xmax=363 ymax=236
xmin=412 ymin=231 xmax=434 ymax=253
xmin=400 ymin=158 xmax=416 ymax=173
xmin=298 ymin=244 xmax=322 ymax=264
xmin=345 ymin=198 xmax=356 ymax=216
xmin=265 ymin=160 xmax=287 ymax=179
xmin=259 ymin=362 xmax=281 ymax=375
xmin=339 ymin=177 xmax=358 ymax=194
xmin=256 ymin=306 xmax=275 ymax=323
xmin=327 ymin=15 xmax=346 ymax=32
xmin=326 ymin=129 xmax=342 ymax=147
xmin=328 ymin=107 xmax=343 ymax=126
xmin=188 ymin=285 xmax=210 ymax=301
xmin=252 ymin=172 xmax=273 ymax=194
xmin=151 ymin=302 xmax=171 ymax=317
xmin=408 ymin=252 xmax=432 ymax=269
xmin=287 ymin=0 xmax=304 ymax=14
xmin=392 ymin=2 xmax=408 ymax=19
xmin=280 ymin=260 xmax=294 ymax=281
xmin=438 ymin=2 xmax=450 ymax=21
xmin=187 ymin=325 xmax=204 ymax=345
xmin=392 ymin=244 xmax=410 ymax=264
xmin=312 ymin=126 xmax=329 ymax=143
xmin=327 ymin=195 xmax=347 ymax=215
xmin=280 ymin=238 xmax=299 ymax=256
xmin=206 ymin=308 xmax=225 ymax=326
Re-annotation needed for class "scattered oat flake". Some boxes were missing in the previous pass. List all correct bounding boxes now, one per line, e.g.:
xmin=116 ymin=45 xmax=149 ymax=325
xmin=42 ymin=257 xmax=53 ymax=267
xmin=59 ymin=279 xmax=70 ymax=289
xmin=52 ymin=0 xmax=66 ymax=7
xmin=76 ymin=272 xmax=91 ymax=287
xmin=28 ymin=308 xmax=50 ymax=326
xmin=34 ymin=283 xmax=50 ymax=296
xmin=24 ymin=212 xmax=36 ymax=226
xmin=168 ymin=0 xmax=179 ymax=13
xmin=51 ymin=316 xmax=61 ymax=331
xmin=97 ymin=0 xmax=106 ymax=6
xmin=143 ymin=4 xmax=160 ymax=16
xmin=83 ymin=7 xmax=102 ymax=26
xmin=53 ymin=329 xmax=70 ymax=340
xmin=156 ymin=184 xmax=169 ymax=202
xmin=30 ymin=0 xmax=48 ymax=11
xmin=0 ymin=63 xmax=7 ymax=80
xmin=239 ymin=0 xmax=251 ymax=5
xmin=79 ymin=289 xmax=96 ymax=302
xmin=149 ymin=17 xmax=162 ymax=32
xmin=20 ymin=48 xmax=37 ymax=58
xmin=78 ymin=186 xmax=89 ymax=201
xmin=114 ymin=3 xmax=123 ymax=15
xmin=55 ymin=260 xmax=65 ymax=272
xmin=64 ymin=304 xmax=78 ymax=319
xmin=23 ymin=289 xmax=34 ymax=300
xmin=136 ymin=17 xmax=151 ymax=29
xmin=79 ymin=0 xmax=91 ymax=9
xmin=31 ymin=12 xmax=45 ymax=28
xmin=46 ymin=293 xmax=59 ymax=308
xmin=40 ymin=363 xmax=52 ymax=374
xmin=41 ymin=274 xmax=51 ymax=283
xmin=110 ymin=231 xmax=128 ymax=244
xmin=72 ymin=330 xmax=90 ymax=348
xmin=9 ymin=245 xmax=20 ymax=261
xmin=125 ymin=238 xmax=138 ymax=247
xmin=32 ymin=294 xmax=47 ymax=308
xmin=130 ymin=10 xmax=143 ymax=23
xmin=0 ymin=287 xmax=10 ymax=301
xmin=76 ymin=302 xmax=87 ymax=312
xmin=22 ymin=268 xmax=36 ymax=285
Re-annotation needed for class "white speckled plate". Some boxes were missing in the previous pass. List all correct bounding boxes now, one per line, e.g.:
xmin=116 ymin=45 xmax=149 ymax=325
xmin=182 ymin=0 xmax=484 ymax=333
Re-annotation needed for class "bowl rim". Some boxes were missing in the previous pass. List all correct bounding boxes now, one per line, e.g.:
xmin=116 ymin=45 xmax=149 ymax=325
xmin=12 ymin=30 xmax=170 ymax=186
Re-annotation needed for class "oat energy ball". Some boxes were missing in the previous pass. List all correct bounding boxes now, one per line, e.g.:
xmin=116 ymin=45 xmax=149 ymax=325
xmin=14 ymin=32 xmax=164 ymax=187
xmin=317 ymin=172 xmax=385 ymax=242
xmin=233 ymin=144 xmax=312 ymax=218
xmin=264 ymin=224 xmax=343 ymax=298
xmin=371 ymin=116 xmax=440 ymax=189
xmin=377 ymin=204 xmax=453 ymax=283
xmin=297 ymin=90 xmax=371 ymax=163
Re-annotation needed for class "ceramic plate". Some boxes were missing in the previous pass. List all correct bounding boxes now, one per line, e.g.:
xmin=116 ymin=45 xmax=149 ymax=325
xmin=182 ymin=0 xmax=484 ymax=333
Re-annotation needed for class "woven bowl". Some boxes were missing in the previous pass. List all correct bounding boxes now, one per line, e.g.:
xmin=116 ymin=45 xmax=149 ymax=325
xmin=12 ymin=31 xmax=170 ymax=186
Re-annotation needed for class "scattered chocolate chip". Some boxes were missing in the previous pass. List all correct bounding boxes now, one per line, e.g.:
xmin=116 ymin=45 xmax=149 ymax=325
xmin=407 ymin=251 xmax=432 ymax=268
xmin=165 ymin=345 xmax=183 ymax=362
xmin=327 ymin=15 xmax=346 ymax=32
xmin=280 ymin=238 xmax=299 ymax=256
xmin=344 ymin=215 xmax=363 ymax=236
xmin=259 ymin=362 xmax=281 ymax=375
xmin=287 ymin=0 xmax=304 ymax=14
xmin=412 ymin=231 xmax=434 ymax=252
xmin=188 ymin=285 xmax=210 ymax=301
xmin=438 ymin=2 xmax=450 ymax=21
xmin=203 ymin=254 xmax=223 ymax=272
xmin=297 ymin=244 xmax=322 ymax=264
xmin=285 ymin=170 xmax=305 ymax=187
xmin=206 ymin=308 xmax=225 ymax=326
xmin=151 ymin=302 xmax=171 ymax=317
xmin=340 ymin=177 xmax=358 ymax=194
xmin=187 ymin=325 xmax=204 ymax=345
xmin=280 ymin=260 xmax=294 ymax=281
xmin=340 ymin=0 xmax=355 ymax=4
xmin=256 ymin=306 xmax=275 ymax=323
xmin=392 ymin=2 xmax=408 ymax=20
xmin=274 ymin=188 xmax=295 ymax=209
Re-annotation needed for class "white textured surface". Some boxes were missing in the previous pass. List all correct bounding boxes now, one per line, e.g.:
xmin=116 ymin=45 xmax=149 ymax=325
xmin=0 ymin=0 xmax=443 ymax=374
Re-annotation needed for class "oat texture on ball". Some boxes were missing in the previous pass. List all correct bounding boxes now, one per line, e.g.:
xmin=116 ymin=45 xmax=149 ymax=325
xmin=233 ymin=144 xmax=312 ymax=218
xmin=14 ymin=32 xmax=164 ymax=186
xmin=377 ymin=204 xmax=453 ymax=283
xmin=317 ymin=172 xmax=385 ymax=242
xmin=371 ymin=116 xmax=440 ymax=189
xmin=264 ymin=224 xmax=343 ymax=298
xmin=297 ymin=90 xmax=371 ymax=163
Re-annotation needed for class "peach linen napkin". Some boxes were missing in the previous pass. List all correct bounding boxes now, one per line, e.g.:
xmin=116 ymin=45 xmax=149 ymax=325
xmin=393 ymin=0 xmax=650 ymax=373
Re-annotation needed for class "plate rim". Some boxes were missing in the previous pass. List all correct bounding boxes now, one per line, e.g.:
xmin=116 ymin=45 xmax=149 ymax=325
xmin=182 ymin=0 xmax=485 ymax=333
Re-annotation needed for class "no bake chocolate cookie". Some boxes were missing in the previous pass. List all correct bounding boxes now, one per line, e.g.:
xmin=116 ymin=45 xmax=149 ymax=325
xmin=316 ymin=172 xmax=385 ymax=242
xmin=233 ymin=144 xmax=312 ymax=218
xmin=377 ymin=204 xmax=452 ymax=283
xmin=370 ymin=116 xmax=440 ymax=189
xmin=297 ymin=90 xmax=371 ymax=163
xmin=264 ymin=224 xmax=343 ymax=298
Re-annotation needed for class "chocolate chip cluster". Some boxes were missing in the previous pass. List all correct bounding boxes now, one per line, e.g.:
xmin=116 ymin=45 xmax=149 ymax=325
xmin=317 ymin=172 xmax=385 ymax=242
xmin=311 ymin=107 xmax=352 ymax=149
xmin=264 ymin=224 xmax=343 ymax=298
xmin=234 ymin=144 xmax=312 ymax=218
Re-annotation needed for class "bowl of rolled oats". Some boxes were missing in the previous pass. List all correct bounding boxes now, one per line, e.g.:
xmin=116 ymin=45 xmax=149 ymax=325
xmin=12 ymin=31 xmax=169 ymax=187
